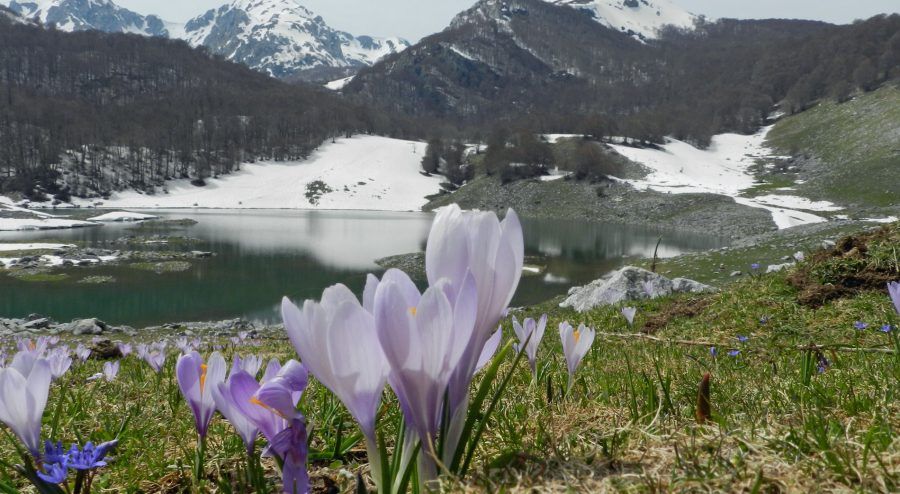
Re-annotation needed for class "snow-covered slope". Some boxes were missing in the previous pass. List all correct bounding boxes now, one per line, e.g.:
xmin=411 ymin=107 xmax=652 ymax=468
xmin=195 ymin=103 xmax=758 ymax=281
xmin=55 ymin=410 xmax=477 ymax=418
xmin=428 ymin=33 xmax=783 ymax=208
xmin=3 ymin=0 xmax=170 ymax=35
xmin=180 ymin=0 xmax=409 ymax=78
xmin=609 ymin=127 xmax=843 ymax=229
xmin=543 ymin=0 xmax=697 ymax=40
xmin=0 ymin=197 xmax=97 ymax=231
xmin=80 ymin=136 xmax=442 ymax=211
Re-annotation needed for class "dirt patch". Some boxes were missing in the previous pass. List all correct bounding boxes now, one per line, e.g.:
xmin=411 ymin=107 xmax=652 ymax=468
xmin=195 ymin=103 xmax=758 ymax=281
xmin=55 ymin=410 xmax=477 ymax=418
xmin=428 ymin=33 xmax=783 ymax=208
xmin=641 ymin=297 xmax=713 ymax=334
xmin=787 ymin=225 xmax=899 ymax=307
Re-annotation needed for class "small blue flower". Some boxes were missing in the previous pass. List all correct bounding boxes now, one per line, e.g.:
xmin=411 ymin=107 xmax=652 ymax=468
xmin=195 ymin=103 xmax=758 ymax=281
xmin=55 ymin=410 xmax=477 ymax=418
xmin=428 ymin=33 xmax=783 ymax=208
xmin=66 ymin=440 xmax=118 ymax=471
xmin=728 ymin=349 xmax=741 ymax=357
xmin=42 ymin=440 xmax=67 ymax=465
xmin=737 ymin=335 xmax=749 ymax=343
xmin=853 ymin=321 xmax=869 ymax=330
xmin=751 ymin=263 xmax=761 ymax=271
xmin=881 ymin=324 xmax=893 ymax=333
xmin=710 ymin=347 xmax=718 ymax=357
xmin=37 ymin=460 xmax=68 ymax=484
xmin=759 ymin=316 xmax=769 ymax=325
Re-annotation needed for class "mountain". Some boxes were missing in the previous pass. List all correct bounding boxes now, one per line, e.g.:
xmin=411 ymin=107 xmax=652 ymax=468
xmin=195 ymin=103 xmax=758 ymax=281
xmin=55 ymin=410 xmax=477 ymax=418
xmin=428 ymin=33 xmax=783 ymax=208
xmin=0 ymin=0 xmax=410 ymax=79
xmin=345 ymin=0 xmax=898 ymax=145
xmin=3 ymin=0 xmax=171 ymax=36
xmin=181 ymin=0 xmax=409 ymax=80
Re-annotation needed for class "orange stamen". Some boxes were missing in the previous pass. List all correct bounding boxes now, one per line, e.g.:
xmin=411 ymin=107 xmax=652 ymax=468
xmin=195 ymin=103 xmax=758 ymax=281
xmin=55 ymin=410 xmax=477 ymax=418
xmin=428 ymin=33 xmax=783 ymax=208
xmin=199 ymin=364 xmax=208 ymax=393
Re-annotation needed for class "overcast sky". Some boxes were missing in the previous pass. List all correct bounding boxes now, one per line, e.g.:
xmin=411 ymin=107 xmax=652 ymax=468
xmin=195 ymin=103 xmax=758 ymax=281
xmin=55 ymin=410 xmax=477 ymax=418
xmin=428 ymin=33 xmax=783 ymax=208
xmin=116 ymin=0 xmax=900 ymax=41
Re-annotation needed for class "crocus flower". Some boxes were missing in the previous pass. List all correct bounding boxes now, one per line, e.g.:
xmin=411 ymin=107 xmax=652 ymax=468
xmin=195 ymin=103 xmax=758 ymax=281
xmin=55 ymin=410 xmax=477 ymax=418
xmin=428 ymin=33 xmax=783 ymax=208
xmin=143 ymin=350 xmax=166 ymax=373
xmin=176 ymin=352 xmax=226 ymax=438
xmin=888 ymin=282 xmax=900 ymax=315
xmin=710 ymin=347 xmax=718 ymax=357
xmin=211 ymin=365 xmax=260 ymax=455
xmin=373 ymin=269 xmax=478 ymax=473
xmin=512 ymin=314 xmax=547 ymax=379
xmin=74 ymin=344 xmax=91 ymax=362
xmin=47 ymin=348 xmax=72 ymax=380
xmin=881 ymin=324 xmax=893 ymax=333
xmin=103 ymin=361 xmax=119 ymax=382
xmin=17 ymin=337 xmax=50 ymax=356
xmin=424 ymin=205 xmax=523 ymax=460
xmin=728 ymin=350 xmax=741 ymax=357
xmin=621 ymin=307 xmax=637 ymax=326
xmin=0 ymin=352 xmax=52 ymax=455
xmin=282 ymin=282 xmax=389 ymax=444
xmin=231 ymin=360 xmax=306 ymax=446
xmin=269 ymin=418 xmax=309 ymax=494
xmin=751 ymin=263 xmax=761 ymax=271
xmin=559 ymin=322 xmax=595 ymax=392
xmin=475 ymin=326 xmax=503 ymax=373
xmin=854 ymin=321 xmax=869 ymax=330
xmin=117 ymin=343 xmax=132 ymax=357
xmin=737 ymin=335 xmax=749 ymax=343
xmin=237 ymin=355 xmax=263 ymax=377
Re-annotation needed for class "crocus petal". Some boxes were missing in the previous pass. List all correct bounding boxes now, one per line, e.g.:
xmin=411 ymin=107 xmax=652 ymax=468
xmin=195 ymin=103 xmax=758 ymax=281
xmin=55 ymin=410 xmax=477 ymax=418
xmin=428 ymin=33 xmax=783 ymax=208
xmin=475 ymin=325 xmax=502 ymax=373
xmin=888 ymin=282 xmax=900 ymax=315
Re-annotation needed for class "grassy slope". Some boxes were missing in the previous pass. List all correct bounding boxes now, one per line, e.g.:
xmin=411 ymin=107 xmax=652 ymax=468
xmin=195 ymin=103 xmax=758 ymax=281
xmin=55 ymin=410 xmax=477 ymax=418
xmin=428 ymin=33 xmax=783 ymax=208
xmin=2 ymin=224 xmax=897 ymax=493
xmin=767 ymin=84 xmax=900 ymax=210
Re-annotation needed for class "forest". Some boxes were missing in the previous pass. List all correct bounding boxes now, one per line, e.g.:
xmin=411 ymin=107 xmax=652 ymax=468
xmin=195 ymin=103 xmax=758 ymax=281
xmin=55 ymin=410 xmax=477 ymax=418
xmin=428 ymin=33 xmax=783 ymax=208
xmin=0 ymin=19 xmax=410 ymax=201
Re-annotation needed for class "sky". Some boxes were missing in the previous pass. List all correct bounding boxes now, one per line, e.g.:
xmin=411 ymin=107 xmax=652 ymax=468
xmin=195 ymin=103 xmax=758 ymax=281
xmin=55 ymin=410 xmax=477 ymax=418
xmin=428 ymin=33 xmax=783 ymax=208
xmin=115 ymin=0 xmax=900 ymax=41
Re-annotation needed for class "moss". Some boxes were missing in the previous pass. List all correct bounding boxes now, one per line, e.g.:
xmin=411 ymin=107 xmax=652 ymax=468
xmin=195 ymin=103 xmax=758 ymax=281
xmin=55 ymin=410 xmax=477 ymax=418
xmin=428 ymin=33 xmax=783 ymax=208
xmin=129 ymin=261 xmax=192 ymax=274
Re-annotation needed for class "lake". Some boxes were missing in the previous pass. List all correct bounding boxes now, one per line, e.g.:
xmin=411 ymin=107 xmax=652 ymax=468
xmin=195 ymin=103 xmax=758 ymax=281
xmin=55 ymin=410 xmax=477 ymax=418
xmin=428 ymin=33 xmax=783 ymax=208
xmin=0 ymin=210 xmax=727 ymax=326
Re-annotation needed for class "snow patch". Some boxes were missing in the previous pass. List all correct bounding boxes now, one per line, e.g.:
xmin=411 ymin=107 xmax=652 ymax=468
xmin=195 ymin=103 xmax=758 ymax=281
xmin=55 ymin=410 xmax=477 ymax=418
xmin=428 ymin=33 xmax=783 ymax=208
xmin=87 ymin=211 xmax=159 ymax=222
xmin=76 ymin=136 xmax=443 ymax=212
xmin=609 ymin=126 xmax=843 ymax=229
xmin=544 ymin=0 xmax=697 ymax=41
xmin=325 ymin=76 xmax=354 ymax=91
xmin=0 ymin=243 xmax=75 ymax=252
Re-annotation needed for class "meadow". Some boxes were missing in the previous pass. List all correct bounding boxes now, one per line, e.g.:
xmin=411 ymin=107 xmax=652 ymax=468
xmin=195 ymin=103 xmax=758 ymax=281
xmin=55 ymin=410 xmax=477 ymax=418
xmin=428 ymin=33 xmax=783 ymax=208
xmin=0 ymin=216 xmax=898 ymax=493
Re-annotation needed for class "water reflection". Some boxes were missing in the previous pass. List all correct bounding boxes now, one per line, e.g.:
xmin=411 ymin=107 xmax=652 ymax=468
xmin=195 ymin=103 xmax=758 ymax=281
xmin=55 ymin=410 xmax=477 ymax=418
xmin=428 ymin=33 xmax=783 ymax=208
xmin=0 ymin=210 xmax=726 ymax=326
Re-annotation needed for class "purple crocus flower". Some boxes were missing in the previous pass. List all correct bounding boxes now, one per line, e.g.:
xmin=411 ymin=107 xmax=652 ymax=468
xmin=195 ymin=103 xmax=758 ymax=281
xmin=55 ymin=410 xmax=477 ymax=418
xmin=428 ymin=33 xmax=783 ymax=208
xmin=728 ymin=349 xmax=741 ymax=357
xmin=881 ymin=324 xmax=893 ymax=333
xmin=888 ymin=282 xmax=900 ymax=315
xmin=475 ymin=326 xmax=503 ymax=373
xmin=74 ymin=344 xmax=91 ymax=362
xmin=621 ymin=307 xmax=637 ymax=326
xmin=231 ymin=360 xmax=306 ymax=446
xmin=423 ymin=205 xmax=523 ymax=462
xmin=853 ymin=321 xmax=869 ymax=330
xmin=0 ymin=352 xmax=52 ymax=455
xmin=282 ymin=281 xmax=389 ymax=485
xmin=103 ymin=361 xmax=119 ymax=382
xmin=17 ymin=337 xmax=50 ymax=356
xmin=710 ymin=347 xmax=718 ymax=357
xmin=737 ymin=335 xmax=749 ymax=343
xmin=373 ymin=269 xmax=478 ymax=476
xmin=211 ymin=363 xmax=261 ymax=455
xmin=269 ymin=418 xmax=309 ymax=494
xmin=512 ymin=314 xmax=547 ymax=379
xmin=237 ymin=355 xmax=263 ymax=377
xmin=559 ymin=322 xmax=595 ymax=392
xmin=751 ymin=263 xmax=761 ymax=271
xmin=176 ymin=352 xmax=226 ymax=438
xmin=142 ymin=349 xmax=166 ymax=373
xmin=47 ymin=347 xmax=72 ymax=380
xmin=117 ymin=343 xmax=132 ymax=357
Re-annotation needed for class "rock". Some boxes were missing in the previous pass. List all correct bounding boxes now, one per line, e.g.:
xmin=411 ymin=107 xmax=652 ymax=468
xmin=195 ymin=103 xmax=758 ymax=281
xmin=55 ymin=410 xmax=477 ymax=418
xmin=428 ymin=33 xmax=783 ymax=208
xmin=191 ymin=251 xmax=214 ymax=258
xmin=560 ymin=266 xmax=714 ymax=313
xmin=821 ymin=240 xmax=836 ymax=250
xmin=89 ymin=339 xmax=122 ymax=360
xmin=22 ymin=318 xmax=52 ymax=330
xmin=66 ymin=318 xmax=108 ymax=335
xmin=730 ymin=271 xmax=743 ymax=277
xmin=766 ymin=262 xmax=794 ymax=273
xmin=793 ymin=251 xmax=806 ymax=262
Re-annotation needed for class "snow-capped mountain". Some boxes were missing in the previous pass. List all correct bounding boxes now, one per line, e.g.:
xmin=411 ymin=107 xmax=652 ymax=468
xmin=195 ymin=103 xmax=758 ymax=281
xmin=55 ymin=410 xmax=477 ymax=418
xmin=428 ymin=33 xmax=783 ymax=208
xmin=543 ymin=0 xmax=697 ymax=40
xmin=3 ymin=0 xmax=170 ymax=36
xmin=2 ymin=0 xmax=409 ymax=79
xmin=181 ymin=0 xmax=409 ymax=79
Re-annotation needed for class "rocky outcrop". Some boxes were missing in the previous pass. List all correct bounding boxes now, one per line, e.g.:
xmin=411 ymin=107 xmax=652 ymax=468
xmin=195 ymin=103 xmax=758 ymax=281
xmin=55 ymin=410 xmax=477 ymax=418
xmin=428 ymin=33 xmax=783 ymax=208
xmin=560 ymin=266 xmax=714 ymax=312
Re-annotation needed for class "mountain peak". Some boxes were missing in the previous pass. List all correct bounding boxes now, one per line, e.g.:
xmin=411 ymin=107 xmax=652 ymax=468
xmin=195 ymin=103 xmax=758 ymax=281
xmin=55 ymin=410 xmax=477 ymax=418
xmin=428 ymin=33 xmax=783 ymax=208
xmin=4 ymin=0 xmax=170 ymax=36
xmin=544 ymin=0 xmax=697 ymax=40
xmin=180 ymin=0 xmax=410 ymax=79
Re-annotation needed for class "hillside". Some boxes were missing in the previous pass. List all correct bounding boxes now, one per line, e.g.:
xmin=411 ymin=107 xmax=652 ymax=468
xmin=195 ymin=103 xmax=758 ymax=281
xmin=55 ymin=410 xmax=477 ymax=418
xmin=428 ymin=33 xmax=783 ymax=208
xmin=0 ymin=18 xmax=413 ymax=203
xmin=766 ymin=84 xmax=900 ymax=212
xmin=346 ymin=1 xmax=899 ymax=145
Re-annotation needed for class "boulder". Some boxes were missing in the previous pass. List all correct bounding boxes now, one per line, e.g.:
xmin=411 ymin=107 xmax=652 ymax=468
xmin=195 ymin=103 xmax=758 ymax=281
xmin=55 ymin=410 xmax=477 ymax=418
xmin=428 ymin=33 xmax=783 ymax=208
xmin=767 ymin=263 xmax=794 ymax=273
xmin=560 ymin=266 xmax=714 ymax=313
xmin=66 ymin=318 xmax=108 ymax=335
xmin=89 ymin=339 xmax=122 ymax=360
